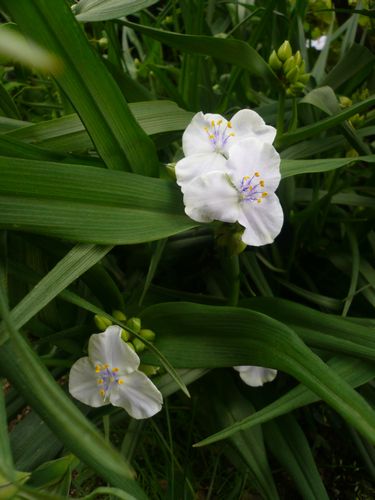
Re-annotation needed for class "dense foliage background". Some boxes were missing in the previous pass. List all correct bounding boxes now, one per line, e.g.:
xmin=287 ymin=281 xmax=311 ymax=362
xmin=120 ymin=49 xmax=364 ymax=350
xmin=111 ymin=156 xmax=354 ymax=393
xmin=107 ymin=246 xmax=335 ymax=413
xmin=0 ymin=0 xmax=374 ymax=498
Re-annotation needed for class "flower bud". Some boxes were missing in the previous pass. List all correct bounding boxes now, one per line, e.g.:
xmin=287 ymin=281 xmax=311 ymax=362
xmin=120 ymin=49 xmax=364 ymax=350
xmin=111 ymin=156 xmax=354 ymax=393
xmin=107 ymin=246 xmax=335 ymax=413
xmin=98 ymin=37 xmax=108 ymax=49
xmin=139 ymin=364 xmax=160 ymax=376
xmin=298 ymin=60 xmax=306 ymax=74
xmin=286 ymin=66 xmax=299 ymax=83
xmin=121 ymin=329 xmax=131 ymax=342
xmin=127 ymin=317 xmax=141 ymax=333
xmin=133 ymin=338 xmax=146 ymax=353
xmin=298 ymin=73 xmax=310 ymax=84
xmin=294 ymin=50 xmax=302 ymax=66
xmin=268 ymin=50 xmax=282 ymax=71
xmin=339 ymin=96 xmax=352 ymax=108
xmin=94 ymin=315 xmax=112 ymax=331
xmin=277 ymin=40 xmax=292 ymax=62
xmin=165 ymin=163 xmax=176 ymax=180
xmin=283 ymin=55 xmax=295 ymax=74
xmin=140 ymin=329 xmax=156 ymax=341
xmin=112 ymin=310 xmax=127 ymax=322
xmin=126 ymin=341 xmax=136 ymax=351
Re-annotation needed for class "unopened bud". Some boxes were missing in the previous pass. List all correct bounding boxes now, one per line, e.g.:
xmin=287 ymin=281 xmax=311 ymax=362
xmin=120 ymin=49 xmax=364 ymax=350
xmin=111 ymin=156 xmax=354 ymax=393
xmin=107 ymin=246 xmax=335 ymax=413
xmin=112 ymin=310 xmax=127 ymax=322
xmin=121 ymin=329 xmax=131 ymax=342
xmin=139 ymin=364 xmax=160 ymax=376
xmin=298 ymin=73 xmax=310 ymax=84
xmin=140 ymin=329 xmax=156 ymax=341
xmin=286 ymin=66 xmax=299 ymax=83
xmin=339 ymin=96 xmax=352 ymax=107
xmin=277 ymin=40 xmax=292 ymax=61
xmin=294 ymin=50 xmax=302 ymax=66
xmin=98 ymin=37 xmax=108 ymax=48
xmin=283 ymin=55 xmax=295 ymax=74
xmin=94 ymin=315 xmax=112 ymax=331
xmin=268 ymin=50 xmax=282 ymax=71
xmin=127 ymin=317 xmax=141 ymax=333
xmin=133 ymin=338 xmax=146 ymax=353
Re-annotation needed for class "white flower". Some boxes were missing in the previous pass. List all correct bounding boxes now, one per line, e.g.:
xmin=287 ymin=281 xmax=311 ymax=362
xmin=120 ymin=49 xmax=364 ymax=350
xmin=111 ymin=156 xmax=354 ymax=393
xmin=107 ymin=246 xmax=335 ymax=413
xmin=69 ymin=326 xmax=163 ymax=419
xmin=178 ymin=138 xmax=283 ymax=246
xmin=176 ymin=110 xmax=276 ymax=185
xmin=234 ymin=366 xmax=278 ymax=387
xmin=307 ymin=35 xmax=327 ymax=51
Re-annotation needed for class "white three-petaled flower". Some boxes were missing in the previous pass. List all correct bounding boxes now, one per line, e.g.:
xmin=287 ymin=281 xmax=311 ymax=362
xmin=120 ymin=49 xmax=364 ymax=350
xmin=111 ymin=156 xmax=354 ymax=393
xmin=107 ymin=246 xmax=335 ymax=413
xmin=69 ymin=326 xmax=163 ymax=419
xmin=234 ymin=365 xmax=278 ymax=387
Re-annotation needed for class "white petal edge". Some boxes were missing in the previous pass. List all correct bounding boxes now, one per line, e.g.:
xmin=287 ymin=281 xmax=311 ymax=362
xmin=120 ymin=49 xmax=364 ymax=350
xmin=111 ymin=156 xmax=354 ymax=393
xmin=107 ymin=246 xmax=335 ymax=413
xmin=69 ymin=357 xmax=108 ymax=407
xmin=182 ymin=112 xmax=226 ymax=156
xmin=227 ymin=139 xmax=281 ymax=192
xmin=230 ymin=109 xmax=276 ymax=145
xmin=88 ymin=326 xmax=140 ymax=374
xmin=181 ymin=170 xmax=240 ymax=223
xmin=110 ymin=370 xmax=163 ymax=419
xmin=238 ymin=192 xmax=284 ymax=246
xmin=175 ymin=152 xmax=228 ymax=187
xmin=234 ymin=365 xmax=278 ymax=387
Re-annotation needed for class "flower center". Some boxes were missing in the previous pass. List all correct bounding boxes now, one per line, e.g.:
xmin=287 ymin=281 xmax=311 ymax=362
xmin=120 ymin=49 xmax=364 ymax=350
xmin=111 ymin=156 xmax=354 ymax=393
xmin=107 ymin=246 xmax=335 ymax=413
xmin=95 ymin=363 xmax=124 ymax=401
xmin=204 ymin=119 xmax=235 ymax=154
xmin=238 ymin=172 xmax=268 ymax=204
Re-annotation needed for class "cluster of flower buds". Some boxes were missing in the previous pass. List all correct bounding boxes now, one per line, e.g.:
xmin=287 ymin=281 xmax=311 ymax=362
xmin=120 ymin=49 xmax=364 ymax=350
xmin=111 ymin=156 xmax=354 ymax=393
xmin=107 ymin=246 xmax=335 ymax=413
xmin=94 ymin=311 xmax=156 ymax=355
xmin=268 ymin=41 xmax=310 ymax=96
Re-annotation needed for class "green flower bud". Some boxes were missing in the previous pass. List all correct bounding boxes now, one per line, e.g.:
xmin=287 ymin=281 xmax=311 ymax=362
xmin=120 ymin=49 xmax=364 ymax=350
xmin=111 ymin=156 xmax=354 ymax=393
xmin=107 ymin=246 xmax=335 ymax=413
xmin=127 ymin=317 xmax=141 ymax=333
xmin=286 ymin=66 xmax=299 ymax=83
xmin=298 ymin=73 xmax=310 ymax=84
xmin=121 ymin=329 xmax=131 ymax=342
xmin=268 ymin=50 xmax=282 ymax=71
xmin=112 ymin=310 xmax=127 ymax=322
xmin=133 ymin=338 xmax=146 ymax=353
xmin=139 ymin=364 xmax=160 ymax=376
xmin=165 ymin=163 xmax=176 ymax=180
xmin=94 ymin=315 xmax=112 ymax=331
xmin=283 ymin=55 xmax=295 ymax=74
xmin=339 ymin=96 xmax=352 ymax=108
xmin=126 ymin=341 xmax=136 ymax=351
xmin=294 ymin=50 xmax=302 ymax=66
xmin=299 ymin=60 xmax=306 ymax=74
xmin=277 ymin=40 xmax=292 ymax=62
xmin=98 ymin=37 xmax=108 ymax=48
xmin=140 ymin=329 xmax=156 ymax=341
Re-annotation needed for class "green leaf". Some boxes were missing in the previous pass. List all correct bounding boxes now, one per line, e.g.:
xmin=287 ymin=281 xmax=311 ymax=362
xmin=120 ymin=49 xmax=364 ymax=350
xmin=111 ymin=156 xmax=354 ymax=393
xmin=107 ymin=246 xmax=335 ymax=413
xmin=0 ymin=157 xmax=196 ymax=244
xmin=74 ymin=0 xmax=159 ymax=22
xmin=281 ymin=155 xmax=375 ymax=179
xmin=122 ymin=20 xmax=278 ymax=84
xmin=141 ymin=302 xmax=375 ymax=445
xmin=3 ymin=0 xmax=158 ymax=175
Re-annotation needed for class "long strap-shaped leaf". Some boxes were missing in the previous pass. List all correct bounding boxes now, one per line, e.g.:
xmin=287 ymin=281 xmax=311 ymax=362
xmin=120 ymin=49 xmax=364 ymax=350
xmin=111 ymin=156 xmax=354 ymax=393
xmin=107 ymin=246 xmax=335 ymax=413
xmin=141 ymin=302 xmax=375 ymax=445
xmin=0 ymin=157 xmax=196 ymax=244
xmin=2 ymin=0 xmax=158 ymax=176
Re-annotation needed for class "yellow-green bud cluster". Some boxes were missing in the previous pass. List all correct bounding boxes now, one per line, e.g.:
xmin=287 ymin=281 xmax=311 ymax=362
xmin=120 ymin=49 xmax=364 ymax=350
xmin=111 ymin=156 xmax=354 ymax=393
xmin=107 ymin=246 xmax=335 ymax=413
xmin=94 ymin=312 xmax=156 ymax=355
xmin=269 ymin=41 xmax=310 ymax=96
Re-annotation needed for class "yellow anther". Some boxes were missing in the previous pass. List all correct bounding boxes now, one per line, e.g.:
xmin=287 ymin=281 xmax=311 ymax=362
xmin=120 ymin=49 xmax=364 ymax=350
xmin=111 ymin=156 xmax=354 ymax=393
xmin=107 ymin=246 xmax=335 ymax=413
xmin=209 ymin=134 xmax=214 ymax=139
xmin=95 ymin=365 xmax=101 ymax=373
xmin=100 ymin=389 xmax=105 ymax=397
xmin=117 ymin=379 xmax=124 ymax=385
xmin=229 ymin=133 xmax=235 ymax=137
xmin=217 ymin=119 xmax=222 ymax=125
xmin=109 ymin=377 xmax=115 ymax=383
xmin=211 ymin=120 xmax=215 ymax=127
xmin=260 ymin=180 xmax=265 ymax=187
xmin=255 ymin=172 xmax=260 ymax=177
xmin=113 ymin=367 xmax=119 ymax=372
xmin=243 ymin=175 xmax=250 ymax=180
xmin=204 ymin=126 xmax=208 ymax=131
xmin=103 ymin=364 xmax=109 ymax=369
xmin=257 ymin=199 xmax=262 ymax=204
xmin=227 ymin=121 xmax=232 ymax=128
xmin=97 ymin=378 xmax=103 ymax=385
xmin=262 ymin=192 xmax=268 ymax=197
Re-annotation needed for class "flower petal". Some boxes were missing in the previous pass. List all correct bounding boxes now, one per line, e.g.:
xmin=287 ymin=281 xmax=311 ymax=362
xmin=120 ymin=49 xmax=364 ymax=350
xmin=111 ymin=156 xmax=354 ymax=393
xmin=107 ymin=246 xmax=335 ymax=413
xmin=183 ymin=112 xmax=226 ymax=156
xmin=110 ymin=370 xmax=163 ymax=419
xmin=181 ymin=170 xmax=240 ymax=223
xmin=230 ymin=109 xmax=276 ymax=144
xmin=234 ymin=365 xmax=278 ymax=387
xmin=238 ymin=192 xmax=284 ymax=246
xmin=175 ymin=152 xmax=228 ymax=186
xmin=88 ymin=326 xmax=140 ymax=374
xmin=227 ymin=139 xmax=281 ymax=192
xmin=69 ymin=357 xmax=108 ymax=407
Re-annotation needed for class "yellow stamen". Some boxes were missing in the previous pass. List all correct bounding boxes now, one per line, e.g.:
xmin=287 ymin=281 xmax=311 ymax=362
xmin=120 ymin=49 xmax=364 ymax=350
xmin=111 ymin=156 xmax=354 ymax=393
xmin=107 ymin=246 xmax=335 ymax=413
xmin=257 ymin=199 xmax=262 ymax=204
xmin=229 ymin=133 xmax=235 ymax=137
xmin=243 ymin=175 xmax=250 ymax=180
xmin=209 ymin=134 xmax=214 ymax=139
xmin=109 ymin=377 xmax=115 ymax=383
xmin=227 ymin=121 xmax=232 ymax=128
xmin=255 ymin=172 xmax=260 ymax=177
xmin=262 ymin=192 xmax=268 ymax=197
xmin=97 ymin=379 xmax=103 ymax=385
xmin=117 ymin=379 xmax=124 ymax=385
xmin=204 ymin=126 xmax=208 ymax=131
xmin=100 ymin=389 xmax=105 ymax=397
xmin=113 ymin=367 xmax=119 ymax=372
xmin=95 ymin=365 xmax=101 ymax=373
xmin=211 ymin=120 xmax=215 ymax=127
xmin=103 ymin=364 xmax=109 ymax=369
xmin=217 ymin=119 xmax=222 ymax=125
xmin=260 ymin=180 xmax=265 ymax=187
